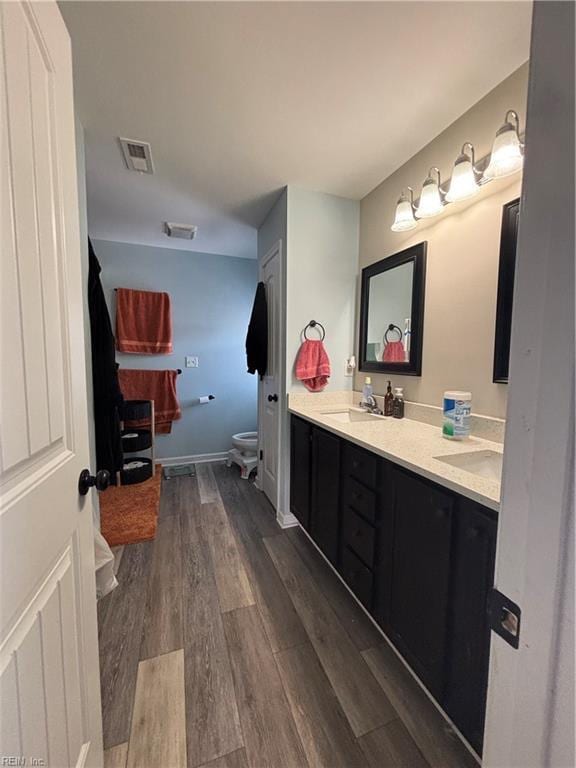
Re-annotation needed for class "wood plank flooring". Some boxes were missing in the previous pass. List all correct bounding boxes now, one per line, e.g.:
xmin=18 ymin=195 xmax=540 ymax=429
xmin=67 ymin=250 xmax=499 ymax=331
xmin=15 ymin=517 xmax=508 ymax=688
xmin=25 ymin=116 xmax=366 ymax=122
xmin=98 ymin=462 xmax=473 ymax=768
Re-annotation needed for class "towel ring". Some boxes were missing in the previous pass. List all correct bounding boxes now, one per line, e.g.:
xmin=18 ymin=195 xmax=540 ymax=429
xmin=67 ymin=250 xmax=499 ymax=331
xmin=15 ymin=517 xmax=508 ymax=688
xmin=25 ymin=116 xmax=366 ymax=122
xmin=304 ymin=320 xmax=326 ymax=341
xmin=384 ymin=324 xmax=403 ymax=343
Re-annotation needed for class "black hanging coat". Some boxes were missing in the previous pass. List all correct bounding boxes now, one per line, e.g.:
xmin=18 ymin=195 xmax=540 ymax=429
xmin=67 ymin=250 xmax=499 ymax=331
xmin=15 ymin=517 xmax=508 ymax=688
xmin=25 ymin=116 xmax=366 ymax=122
xmin=88 ymin=239 xmax=124 ymax=476
xmin=245 ymin=281 xmax=268 ymax=377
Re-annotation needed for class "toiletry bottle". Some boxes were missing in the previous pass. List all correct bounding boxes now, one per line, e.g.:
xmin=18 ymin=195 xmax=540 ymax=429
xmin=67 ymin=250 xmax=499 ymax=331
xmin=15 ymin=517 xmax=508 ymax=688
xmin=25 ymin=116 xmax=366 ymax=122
xmin=393 ymin=387 xmax=405 ymax=419
xmin=362 ymin=376 xmax=373 ymax=406
xmin=384 ymin=380 xmax=394 ymax=416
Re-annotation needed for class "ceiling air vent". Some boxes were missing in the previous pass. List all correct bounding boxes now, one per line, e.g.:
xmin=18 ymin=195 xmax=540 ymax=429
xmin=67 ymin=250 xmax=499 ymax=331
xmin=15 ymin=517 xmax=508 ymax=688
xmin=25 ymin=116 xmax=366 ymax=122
xmin=119 ymin=137 xmax=154 ymax=174
xmin=163 ymin=222 xmax=198 ymax=240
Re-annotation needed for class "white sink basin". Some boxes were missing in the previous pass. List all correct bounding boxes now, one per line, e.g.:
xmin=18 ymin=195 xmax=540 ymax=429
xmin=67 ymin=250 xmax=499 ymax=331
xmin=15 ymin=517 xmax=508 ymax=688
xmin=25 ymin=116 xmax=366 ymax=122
xmin=321 ymin=408 xmax=382 ymax=424
xmin=434 ymin=450 xmax=503 ymax=482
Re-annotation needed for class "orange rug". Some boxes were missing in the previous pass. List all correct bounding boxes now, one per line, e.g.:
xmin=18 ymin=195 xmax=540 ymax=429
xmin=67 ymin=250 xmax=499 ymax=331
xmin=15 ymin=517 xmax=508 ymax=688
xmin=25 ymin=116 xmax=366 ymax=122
xmin=100 ymin=466 xmax=162 ymax=547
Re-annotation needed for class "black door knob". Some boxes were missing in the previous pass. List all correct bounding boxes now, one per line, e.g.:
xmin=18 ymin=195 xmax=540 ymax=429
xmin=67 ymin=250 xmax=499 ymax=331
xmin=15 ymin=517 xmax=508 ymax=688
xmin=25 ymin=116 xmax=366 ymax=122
xmin=78 ymin=469 xmax=111 ymax=496
xmin=268 ymin=394 xmax=279 ymax=403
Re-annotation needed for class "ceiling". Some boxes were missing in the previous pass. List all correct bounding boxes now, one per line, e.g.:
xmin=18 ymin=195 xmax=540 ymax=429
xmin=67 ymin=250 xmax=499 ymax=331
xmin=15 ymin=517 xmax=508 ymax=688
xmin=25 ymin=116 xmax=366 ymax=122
xmin=60 ymin=1 xmax=532 ymax=259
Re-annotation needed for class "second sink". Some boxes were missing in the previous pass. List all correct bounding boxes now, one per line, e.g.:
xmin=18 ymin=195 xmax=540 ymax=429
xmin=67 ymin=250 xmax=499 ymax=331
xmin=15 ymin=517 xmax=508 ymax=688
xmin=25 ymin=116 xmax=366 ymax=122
xmin=434 ymin=450 xmax=503 ymax=481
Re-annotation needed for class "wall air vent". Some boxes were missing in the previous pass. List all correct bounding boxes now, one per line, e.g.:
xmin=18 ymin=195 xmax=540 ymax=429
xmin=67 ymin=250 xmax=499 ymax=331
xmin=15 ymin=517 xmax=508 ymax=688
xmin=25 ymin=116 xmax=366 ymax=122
xmin=119 ymin=137 xmax=154 ymax=174
xmin=163 ymin=222 xmax=198 ymax=240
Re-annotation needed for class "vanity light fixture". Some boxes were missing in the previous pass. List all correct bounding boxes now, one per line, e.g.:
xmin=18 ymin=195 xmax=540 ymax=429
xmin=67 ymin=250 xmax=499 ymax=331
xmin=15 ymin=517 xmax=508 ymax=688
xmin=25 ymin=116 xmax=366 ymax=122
xmin=390 ymin=108 xmax=524 ymax=231
xmin=445 ymin=143 xmax=480 ymax=202
xmin=391 ymin=187 xmax=417 ymax=231
xmin=415 ymin=167 xmax=444 ymax=219
xmin=483 ymin=110 xmax=524 ymax=180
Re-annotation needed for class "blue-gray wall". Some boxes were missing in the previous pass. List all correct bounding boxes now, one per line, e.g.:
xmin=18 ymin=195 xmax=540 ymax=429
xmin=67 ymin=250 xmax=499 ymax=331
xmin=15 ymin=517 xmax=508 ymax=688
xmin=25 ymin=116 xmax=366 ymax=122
xmin=93 ymin=239 xmax=258 ymax=460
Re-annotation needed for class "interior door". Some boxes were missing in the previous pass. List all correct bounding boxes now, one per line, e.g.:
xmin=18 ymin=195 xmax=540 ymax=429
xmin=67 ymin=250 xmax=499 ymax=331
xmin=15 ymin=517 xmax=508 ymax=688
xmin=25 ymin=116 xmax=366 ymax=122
xmin=259 ymin=241 xmax=281 ymax=509
xmin=1 ymin=2 xmax=103 ymax=766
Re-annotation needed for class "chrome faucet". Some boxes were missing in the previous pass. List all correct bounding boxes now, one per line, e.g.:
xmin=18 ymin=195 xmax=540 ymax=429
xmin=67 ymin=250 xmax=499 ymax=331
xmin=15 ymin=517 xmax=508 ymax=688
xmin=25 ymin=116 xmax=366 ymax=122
xmin=359 ymin=395 xmax=383 ymax=415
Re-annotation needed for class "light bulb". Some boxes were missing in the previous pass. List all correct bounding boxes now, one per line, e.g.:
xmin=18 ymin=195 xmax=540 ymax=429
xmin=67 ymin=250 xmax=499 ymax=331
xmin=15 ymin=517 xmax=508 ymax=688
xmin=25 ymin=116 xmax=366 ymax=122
xmin=446 ymin=144 xmax=480 ymax=202
xmin=415 ymin=168 xmax=444 ymax=218
xmin=483 ymin=110 xmax=523 ymax=180
xmin=391 ymin=191 xmax=417 ymax=232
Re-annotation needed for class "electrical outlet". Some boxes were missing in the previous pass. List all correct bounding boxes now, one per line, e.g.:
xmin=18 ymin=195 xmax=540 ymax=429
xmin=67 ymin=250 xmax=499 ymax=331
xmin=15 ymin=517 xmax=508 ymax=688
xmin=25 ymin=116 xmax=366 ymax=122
xmin=185 ymin=356 xmax=199 ymax=368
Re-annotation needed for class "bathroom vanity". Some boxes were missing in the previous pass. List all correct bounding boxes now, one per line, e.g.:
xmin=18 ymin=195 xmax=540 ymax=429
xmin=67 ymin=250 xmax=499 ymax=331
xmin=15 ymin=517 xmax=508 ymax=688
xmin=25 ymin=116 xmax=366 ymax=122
xmin=289 ymin=405 xmax=501 ymax=757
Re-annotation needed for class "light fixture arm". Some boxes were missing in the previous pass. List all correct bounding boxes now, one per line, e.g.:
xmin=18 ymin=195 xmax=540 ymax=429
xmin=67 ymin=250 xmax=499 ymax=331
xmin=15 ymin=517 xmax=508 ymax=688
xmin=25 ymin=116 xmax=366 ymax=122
xmin=506 ymin=109 xmax=520 ymax=132
xmin=429 ymin=166 xmax=446 ymax=200
xmin=461 ymin=142 xmax=481 ymax=175
xmin=405 ymin=186 xmax=415 ymax=209
xmin=505 ymin=110 xmax=524 ymax=150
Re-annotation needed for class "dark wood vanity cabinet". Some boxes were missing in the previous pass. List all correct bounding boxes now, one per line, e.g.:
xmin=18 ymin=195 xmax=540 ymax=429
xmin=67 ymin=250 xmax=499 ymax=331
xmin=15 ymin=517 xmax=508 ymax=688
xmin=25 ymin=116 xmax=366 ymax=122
xmin=445 ymin=498 xmax=497 ymax=755
xmin=310 ymin=427 xmax=341 ymax=565
xmin=290 ymin=416 xmax=312 ymax=529
xmin=387 ymin=468 xmax=454 ymax=699
xmin=289 ymin=414 xmax=497 ymax=756
xmin=290 ymin=417 xmax=341 ymax=564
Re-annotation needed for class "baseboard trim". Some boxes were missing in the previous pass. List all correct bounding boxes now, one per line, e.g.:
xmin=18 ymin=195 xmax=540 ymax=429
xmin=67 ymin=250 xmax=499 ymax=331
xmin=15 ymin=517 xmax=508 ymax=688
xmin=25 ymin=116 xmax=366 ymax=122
xmin=158 ymin=451 xmax=228 ymax=467
xmin=276 ymin=509 xmax=299 ymax=529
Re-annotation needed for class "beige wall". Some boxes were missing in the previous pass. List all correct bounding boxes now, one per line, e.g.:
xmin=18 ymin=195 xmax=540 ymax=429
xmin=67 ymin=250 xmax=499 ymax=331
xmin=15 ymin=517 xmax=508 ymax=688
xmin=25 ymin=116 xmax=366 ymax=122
xmin=357 ymin=64 xmax=529 ymax=419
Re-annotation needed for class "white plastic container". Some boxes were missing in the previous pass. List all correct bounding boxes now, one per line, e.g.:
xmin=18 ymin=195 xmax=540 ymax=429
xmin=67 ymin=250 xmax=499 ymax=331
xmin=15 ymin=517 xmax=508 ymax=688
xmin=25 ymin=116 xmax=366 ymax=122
xmin=442 ymin=391 xmax=472 ymax=440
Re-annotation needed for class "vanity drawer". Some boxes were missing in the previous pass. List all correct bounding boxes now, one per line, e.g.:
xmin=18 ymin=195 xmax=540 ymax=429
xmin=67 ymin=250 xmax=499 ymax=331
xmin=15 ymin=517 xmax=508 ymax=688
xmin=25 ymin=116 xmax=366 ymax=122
xmin=341 ymin=546 xmax=373 ymax=610
xmin=342 ymin=507 xmax=376 ymax=568
xmin=343 ymin=443 xmax=378 ymax=489
xmin=343 ymin=476 xmax=377 ymax=523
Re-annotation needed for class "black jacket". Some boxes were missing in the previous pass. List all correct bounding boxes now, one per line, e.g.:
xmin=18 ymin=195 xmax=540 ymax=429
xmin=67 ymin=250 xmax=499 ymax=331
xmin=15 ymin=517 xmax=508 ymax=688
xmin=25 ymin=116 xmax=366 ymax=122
xmin=88 ymin=240 xmax=124 ymax=476
xmin=246 ymin=281 xmax=268 ymax=377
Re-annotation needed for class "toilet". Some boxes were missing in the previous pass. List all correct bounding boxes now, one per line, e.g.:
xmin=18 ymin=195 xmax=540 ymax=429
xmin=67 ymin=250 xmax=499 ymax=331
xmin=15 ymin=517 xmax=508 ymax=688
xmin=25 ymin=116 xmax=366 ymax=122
xmin=231 ymin=431 xmax=258 ymax=456
xmin=227 ymin=431 xmax=258 ymax=479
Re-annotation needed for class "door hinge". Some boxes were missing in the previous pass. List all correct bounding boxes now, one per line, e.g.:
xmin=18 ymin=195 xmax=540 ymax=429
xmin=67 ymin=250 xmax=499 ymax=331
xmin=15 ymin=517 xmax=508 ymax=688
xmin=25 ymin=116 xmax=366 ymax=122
xmin=259 ymin=449 xmax=263 ymax=461
xmin=488 ymin=588 xmax=521 ymax=649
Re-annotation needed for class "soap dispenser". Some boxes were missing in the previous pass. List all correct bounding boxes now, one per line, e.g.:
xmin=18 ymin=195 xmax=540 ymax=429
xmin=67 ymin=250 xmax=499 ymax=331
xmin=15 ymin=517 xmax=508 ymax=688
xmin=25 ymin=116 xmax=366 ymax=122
xmin=362 ymin=376 xmax=373 ymax=406
xmin=393 ymin=387 xmax=405 ymax=419
xmin=384 ymin=380 xmax=394 ymax=416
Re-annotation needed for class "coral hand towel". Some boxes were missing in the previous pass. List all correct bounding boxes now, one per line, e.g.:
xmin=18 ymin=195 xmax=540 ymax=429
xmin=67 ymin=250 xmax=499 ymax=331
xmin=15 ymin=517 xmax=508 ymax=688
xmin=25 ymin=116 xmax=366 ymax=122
xmin=118 ymin=369 xmax=181 ymax=433
xmin=382 ymin=340 xmax=406 ymax=362
xmin=295 ymin=340 xmax=331 ymax=392
xmin=116 ymin=288 xmax=173 ymax=354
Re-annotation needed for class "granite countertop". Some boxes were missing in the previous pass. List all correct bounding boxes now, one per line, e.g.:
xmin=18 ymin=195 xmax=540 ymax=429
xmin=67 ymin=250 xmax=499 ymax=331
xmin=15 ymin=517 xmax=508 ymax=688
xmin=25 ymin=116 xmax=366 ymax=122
xmin=288 ymin=396 xmax=502 ymax=511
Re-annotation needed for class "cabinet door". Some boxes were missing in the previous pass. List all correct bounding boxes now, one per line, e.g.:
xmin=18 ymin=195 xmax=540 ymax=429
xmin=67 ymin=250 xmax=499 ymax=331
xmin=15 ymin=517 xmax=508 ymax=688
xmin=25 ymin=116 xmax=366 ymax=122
xmin=290 ymin=416 xmax=312 ymax=529
xmin=444 ymin=499 xmax=497 ymax=756
xmin=389 ymin=468 xmax=453 ymax=699
xmin=310 ymin=427 xmax=341 ymax=565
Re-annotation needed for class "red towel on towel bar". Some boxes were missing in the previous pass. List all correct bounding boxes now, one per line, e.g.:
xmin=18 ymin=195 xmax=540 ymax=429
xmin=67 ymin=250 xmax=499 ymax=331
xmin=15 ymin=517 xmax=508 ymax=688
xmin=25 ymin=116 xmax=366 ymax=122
xmin=295 ymin=340 xmax=331 ymax=392
xmin=116 ymin=288 xmax=173 ymax=354
xmin=118 ymin=369 xmax=181 ymax=434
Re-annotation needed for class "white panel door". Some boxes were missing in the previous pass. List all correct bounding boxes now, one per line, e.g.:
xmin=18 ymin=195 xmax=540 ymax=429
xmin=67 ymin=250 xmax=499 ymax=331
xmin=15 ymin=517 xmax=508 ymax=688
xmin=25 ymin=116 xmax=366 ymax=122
xmin=259 ymin=242 xmax=282 ymax=509
xmin=0 ymin=2 xmax=103 ymax=767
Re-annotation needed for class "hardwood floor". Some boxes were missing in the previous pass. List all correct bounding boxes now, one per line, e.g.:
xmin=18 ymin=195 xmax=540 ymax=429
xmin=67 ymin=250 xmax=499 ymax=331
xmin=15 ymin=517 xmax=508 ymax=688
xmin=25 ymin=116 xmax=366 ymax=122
xmin=98 ymin=462 xmax=473 ymax=768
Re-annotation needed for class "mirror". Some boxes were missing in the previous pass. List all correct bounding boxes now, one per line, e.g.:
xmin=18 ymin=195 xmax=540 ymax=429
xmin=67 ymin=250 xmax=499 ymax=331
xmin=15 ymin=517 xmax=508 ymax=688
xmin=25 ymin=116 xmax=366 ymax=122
xmin=493 ymin=198 xmax=520 ymax=383
xmin=359 ymin=242 xmax=427 ymax=376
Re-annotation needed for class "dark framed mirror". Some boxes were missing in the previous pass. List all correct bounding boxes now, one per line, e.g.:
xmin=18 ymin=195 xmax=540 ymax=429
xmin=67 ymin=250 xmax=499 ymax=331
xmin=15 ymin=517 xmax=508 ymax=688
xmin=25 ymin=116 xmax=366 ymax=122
xmin=359 ymin=242 xmax=427 ymax=376
xmin=493 ymin=198 xmax=520 ymax=383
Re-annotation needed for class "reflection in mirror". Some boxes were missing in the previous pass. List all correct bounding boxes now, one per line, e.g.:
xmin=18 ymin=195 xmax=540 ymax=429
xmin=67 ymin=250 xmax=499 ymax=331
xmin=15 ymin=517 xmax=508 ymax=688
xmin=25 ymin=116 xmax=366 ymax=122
xmin=359 ymin=242 xmax=426 ymax=376
xmin=366 ymin=261 xmax=414 ymax=363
